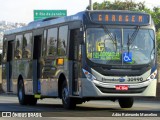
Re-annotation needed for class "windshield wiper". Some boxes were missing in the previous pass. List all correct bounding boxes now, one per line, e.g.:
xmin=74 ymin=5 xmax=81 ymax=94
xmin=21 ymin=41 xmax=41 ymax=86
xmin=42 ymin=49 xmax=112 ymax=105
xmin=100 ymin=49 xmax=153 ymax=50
xmin=127 ymin=26 xmax=140 ymax=53
xmin=102 ymin=25 xmax=117 ymax=52
xmin=148 ymin=30 xmax=155 ymax=60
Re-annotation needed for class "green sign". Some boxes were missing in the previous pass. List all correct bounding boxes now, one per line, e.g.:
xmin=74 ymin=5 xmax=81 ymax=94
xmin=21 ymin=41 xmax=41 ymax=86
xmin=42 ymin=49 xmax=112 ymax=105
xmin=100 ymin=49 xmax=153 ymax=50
xmin=92 ymin=51 xmax=121 ymax=60
xmin=34 ymin=10 xmax=67 ymax=20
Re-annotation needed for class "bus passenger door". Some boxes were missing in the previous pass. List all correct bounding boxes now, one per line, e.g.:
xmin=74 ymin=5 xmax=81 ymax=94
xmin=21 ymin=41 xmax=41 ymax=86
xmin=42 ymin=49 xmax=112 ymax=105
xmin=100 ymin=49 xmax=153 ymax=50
xmin=7 ymin=40 xmax=14 ymax=92
xmin=33 ymin=35 xmax=42 ymax=94
xmin=69 ymin=29 xmax=81 ymax=95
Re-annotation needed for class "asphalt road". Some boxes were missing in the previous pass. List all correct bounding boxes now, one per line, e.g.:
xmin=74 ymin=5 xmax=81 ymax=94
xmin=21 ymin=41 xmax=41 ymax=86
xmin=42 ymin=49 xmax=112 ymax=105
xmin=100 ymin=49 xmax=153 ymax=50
xmin=0 ymin=94 xmax=159 ymax=119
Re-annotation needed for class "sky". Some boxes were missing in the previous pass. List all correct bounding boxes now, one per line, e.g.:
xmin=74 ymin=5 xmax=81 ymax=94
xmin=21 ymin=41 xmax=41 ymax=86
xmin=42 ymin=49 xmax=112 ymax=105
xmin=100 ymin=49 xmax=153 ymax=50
xmin=0 ymin=0 xmax=160 ymax=24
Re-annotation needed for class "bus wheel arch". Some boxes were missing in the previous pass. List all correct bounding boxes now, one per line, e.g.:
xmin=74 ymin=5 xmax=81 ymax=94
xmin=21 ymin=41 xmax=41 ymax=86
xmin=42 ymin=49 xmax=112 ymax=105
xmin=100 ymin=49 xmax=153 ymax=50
xmin=58 ymin=73 xmax=76 ymax=109
xmin=17 ymin=75 xmax=37 ymax=105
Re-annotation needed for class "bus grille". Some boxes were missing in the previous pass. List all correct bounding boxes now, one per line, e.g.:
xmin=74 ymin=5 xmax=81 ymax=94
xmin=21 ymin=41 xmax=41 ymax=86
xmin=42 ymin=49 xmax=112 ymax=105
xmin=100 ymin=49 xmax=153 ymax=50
xmin=96 ymin=85 xmax=147 ymax=94
xmin=91 ymin=65 xmax=150 ymax=76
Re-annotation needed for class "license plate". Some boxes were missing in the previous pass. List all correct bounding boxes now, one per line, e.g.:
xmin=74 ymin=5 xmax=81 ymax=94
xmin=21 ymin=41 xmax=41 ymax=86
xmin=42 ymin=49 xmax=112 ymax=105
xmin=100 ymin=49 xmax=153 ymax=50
xmin=115 ymin=85 xmax=128 ymax=90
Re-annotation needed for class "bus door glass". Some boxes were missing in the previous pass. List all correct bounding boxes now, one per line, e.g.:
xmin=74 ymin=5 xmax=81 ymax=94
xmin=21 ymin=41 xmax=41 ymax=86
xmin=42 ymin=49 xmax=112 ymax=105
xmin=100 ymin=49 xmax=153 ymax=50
xmin=33 ymin=35 xmax=42 ymax=94
xmin=7 ymin=40 xmax=15 ymax=92
xmin=69 ymin=29 xmax=82 ymax=95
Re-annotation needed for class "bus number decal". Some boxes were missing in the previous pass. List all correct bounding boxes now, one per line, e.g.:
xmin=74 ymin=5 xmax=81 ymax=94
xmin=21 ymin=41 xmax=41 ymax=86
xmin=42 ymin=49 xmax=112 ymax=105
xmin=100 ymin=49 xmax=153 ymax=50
xmin=128 ymin=77 xmax=143 ymax=82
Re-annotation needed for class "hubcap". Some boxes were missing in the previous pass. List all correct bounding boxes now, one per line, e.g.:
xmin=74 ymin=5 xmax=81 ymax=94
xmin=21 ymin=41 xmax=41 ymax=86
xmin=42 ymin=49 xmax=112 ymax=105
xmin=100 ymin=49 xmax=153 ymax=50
xmin=18 ymin=87 xmax=23 ymax=100
xmin=62 ymin=87 xmax=68 ymax=104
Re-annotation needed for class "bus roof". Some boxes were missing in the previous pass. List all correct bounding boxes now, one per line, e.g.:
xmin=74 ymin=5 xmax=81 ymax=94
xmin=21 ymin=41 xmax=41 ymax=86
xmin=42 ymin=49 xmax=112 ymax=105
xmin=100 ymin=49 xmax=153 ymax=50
xmin=4 ymin=11 xmax=85 ymax=35
xmin=4 ymin=10 xmax=150 ymax=35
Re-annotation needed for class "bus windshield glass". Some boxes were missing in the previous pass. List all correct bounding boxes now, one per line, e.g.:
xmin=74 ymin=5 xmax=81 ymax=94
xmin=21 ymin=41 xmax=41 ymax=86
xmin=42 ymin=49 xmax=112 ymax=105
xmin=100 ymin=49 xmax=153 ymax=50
xmin=86 ymin=28 xmax=155 ymax=65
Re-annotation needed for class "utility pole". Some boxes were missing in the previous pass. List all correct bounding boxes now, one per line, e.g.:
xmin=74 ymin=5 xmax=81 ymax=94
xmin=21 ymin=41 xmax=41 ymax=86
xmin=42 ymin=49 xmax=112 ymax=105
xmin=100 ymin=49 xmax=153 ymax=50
xmin=89 ymin=0 xmax=93 ymax=10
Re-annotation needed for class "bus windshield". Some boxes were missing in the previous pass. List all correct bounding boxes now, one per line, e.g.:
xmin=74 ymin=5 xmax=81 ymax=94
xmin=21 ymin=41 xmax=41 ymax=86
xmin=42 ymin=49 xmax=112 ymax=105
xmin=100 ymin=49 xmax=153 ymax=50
xmin=86 ymin=28 xmax=155 ymax=65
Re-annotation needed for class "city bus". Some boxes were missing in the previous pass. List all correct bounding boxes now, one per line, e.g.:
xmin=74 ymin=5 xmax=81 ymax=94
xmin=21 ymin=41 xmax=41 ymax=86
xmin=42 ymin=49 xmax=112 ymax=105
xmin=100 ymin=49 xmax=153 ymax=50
xmin=2 ymin=10 xmax=157 ymax=109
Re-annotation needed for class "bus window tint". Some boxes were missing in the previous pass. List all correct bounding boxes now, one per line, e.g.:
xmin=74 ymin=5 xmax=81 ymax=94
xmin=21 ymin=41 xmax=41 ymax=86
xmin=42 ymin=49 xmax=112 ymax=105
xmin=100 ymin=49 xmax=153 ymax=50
xmin=47 ymin=28 xmax=57 ymax=55
xmin=15 ymin=35 xmax=23 ymax=59
xmin=23 ymin=33 xmax=32 ymax=59
xmin=123 ymin=29 xmax=154 ymax=64
xmin=58 ymin=26 xmax=68 ymax=56
xmin=42 ymin=30 xmax=47 ymax=57
xmin=2 ymin=39 xmax=7 ymax=62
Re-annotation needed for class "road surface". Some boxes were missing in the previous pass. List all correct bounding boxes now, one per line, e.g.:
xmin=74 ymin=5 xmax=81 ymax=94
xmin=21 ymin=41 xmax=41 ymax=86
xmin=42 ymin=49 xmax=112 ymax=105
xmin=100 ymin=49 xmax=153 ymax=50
xmin=0 ymin=94 xmax=159 ymax=119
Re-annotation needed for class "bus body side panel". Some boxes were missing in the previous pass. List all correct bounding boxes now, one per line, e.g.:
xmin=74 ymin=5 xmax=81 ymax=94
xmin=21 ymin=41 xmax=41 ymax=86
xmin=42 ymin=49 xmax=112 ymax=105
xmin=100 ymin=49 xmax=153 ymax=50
xmin=39 ymin=55 xmax=58 ymax=96
xmin=2 ymin=63 xmax=7 ymax=92
xmin=39 ymin=58 xmax=69 ymax=97
xmin=15 ymin=59 xmax=33 ymax=94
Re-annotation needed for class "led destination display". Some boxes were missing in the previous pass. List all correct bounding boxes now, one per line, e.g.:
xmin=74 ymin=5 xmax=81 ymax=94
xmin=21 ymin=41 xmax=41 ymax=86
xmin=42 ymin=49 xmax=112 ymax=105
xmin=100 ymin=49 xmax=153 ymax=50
xmin=89 ymin=12 xmax=150 ymax=25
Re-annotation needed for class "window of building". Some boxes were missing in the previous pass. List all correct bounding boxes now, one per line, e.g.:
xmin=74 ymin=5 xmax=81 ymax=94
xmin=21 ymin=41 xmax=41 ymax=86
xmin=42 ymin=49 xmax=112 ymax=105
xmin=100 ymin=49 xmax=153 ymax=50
xmin=58 ymin=25 xmax=68 ymax=56
xmin=47 ymin=28 xmax=57 ymax=55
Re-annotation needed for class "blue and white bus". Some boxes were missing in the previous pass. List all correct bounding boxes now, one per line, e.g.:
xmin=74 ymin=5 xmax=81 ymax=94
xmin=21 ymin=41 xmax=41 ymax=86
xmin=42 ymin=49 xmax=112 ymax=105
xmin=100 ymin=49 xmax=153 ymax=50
xmin=2 ymin=10 xmax=157 ymax=109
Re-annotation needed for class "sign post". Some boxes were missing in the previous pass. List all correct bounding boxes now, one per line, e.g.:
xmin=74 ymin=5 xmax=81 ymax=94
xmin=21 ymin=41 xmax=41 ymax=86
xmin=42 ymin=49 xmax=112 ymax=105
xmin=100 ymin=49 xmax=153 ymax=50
xmin=34 ymin=10 xmax=67 ymax=20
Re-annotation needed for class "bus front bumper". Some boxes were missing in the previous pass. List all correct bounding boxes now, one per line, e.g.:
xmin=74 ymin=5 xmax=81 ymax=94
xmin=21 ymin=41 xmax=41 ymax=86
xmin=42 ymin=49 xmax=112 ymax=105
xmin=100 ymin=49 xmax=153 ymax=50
xmin=80 ymin=78 xmax=157 ymax=97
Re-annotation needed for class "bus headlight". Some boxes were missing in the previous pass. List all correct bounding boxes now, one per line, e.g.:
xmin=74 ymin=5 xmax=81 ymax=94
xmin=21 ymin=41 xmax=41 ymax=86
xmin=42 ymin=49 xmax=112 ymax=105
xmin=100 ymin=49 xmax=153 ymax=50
xmin=147 ymin=70 xmax=157 ymax=80
xmin=82 ymin=69 xmax=97 ymax=81
xmin=151 ymin=51 xmax=154 ymax=60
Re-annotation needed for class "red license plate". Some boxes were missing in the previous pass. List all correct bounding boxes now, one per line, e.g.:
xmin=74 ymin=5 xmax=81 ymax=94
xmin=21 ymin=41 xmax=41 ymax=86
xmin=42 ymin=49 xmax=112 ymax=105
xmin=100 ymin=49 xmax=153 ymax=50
xmin=115 ymin=85 xmax=128 ymax=90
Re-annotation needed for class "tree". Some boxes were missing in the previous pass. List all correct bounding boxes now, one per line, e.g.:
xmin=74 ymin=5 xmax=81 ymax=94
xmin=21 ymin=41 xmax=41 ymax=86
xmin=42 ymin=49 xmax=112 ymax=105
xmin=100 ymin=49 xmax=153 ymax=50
xmin=87 ymin=0 xmax=145 ymax=11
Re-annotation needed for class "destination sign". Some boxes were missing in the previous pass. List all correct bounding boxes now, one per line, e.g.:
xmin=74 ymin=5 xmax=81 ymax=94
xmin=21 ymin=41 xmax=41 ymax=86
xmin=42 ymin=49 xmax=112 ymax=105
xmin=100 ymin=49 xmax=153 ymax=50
xmin=89 ymin=12 xmax=150 ymax=25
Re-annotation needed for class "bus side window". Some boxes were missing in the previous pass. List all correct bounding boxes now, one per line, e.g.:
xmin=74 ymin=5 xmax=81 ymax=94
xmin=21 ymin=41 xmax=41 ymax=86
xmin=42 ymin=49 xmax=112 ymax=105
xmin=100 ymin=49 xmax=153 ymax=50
xmin=42 ymin=30 xmax=47 ymax=57
xmin=47 ymin=28 xmax=58 ymax=56
xmin=23 ymin=33 xmax=32 ymax=59
xmin=58 ymin=25 xmax=68 ymax=56
xmin=2 ymin=39 xmax=7 ymax=62
xmin=15 ymin=35 xmax=23 ymax=59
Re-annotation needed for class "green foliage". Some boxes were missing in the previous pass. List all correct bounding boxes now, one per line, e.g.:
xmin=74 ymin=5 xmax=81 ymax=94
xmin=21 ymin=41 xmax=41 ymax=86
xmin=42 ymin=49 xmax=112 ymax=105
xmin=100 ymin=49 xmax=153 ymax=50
xmin=152 ymin=7 xmax=160 ymax=30
xmin=89 ymin=0 xmax=146 ymax=11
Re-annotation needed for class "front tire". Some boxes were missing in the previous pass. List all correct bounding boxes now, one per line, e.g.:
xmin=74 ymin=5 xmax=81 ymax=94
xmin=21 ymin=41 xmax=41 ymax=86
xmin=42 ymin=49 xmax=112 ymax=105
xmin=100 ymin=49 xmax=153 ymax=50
xmin=118 ymin=97 xmax=134 ymax=108
xmin=61 ymin=81 xmax=76 ymax=109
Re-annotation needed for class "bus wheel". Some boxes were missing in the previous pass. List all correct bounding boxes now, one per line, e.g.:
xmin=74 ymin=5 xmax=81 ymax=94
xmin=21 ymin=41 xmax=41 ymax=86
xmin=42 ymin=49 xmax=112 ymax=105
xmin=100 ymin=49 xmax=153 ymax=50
xmin=118 ymin=97 xmax=134 ymax=108
xmin=61 ymin=81 xmax=76 ymax=109
xmin=18 ymin=80 xmax=27 ymax=105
